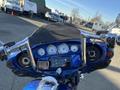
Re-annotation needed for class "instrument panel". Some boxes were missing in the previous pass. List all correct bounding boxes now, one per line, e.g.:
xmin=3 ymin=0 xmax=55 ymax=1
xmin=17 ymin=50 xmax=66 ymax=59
xmin=6 ymin=39 xmax=113 ymax=77
xmin=32 ymin=40 xmax=82 ymax=70
xmin=32 ymin=40 xmax=81 ymax=58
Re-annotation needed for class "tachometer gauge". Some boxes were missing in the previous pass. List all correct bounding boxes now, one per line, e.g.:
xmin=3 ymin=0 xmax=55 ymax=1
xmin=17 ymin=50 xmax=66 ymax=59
xmin=58 ymin=43 xmax=69 ymax=54
xmin=47 ymin=45 xmax=57 ymax=55
xmin=38 ymin=48 xmax=45 ymax=56
xmin=71 ymin=45 xmax=79 ymax=52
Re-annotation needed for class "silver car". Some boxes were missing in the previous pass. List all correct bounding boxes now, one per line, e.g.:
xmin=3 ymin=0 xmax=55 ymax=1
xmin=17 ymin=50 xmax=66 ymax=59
xmin=45 ymin=12 xmax=63 ymax=22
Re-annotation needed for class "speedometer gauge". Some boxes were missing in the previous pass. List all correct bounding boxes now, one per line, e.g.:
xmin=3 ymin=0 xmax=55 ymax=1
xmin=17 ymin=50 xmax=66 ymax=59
xmin=71 ymin=45 xmax=78 ymax=52
xmin=47 ymin=45 xmax=57 ymax=55
xmin=58 ymin=43 xmax=69 ymax=54
xmin=38 ymin=48 xmax=45 ymax=56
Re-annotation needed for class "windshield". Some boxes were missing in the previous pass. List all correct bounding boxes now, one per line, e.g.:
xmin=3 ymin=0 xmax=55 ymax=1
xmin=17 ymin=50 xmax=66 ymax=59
xmin=29 ymin=24 xmax=81 ymax=47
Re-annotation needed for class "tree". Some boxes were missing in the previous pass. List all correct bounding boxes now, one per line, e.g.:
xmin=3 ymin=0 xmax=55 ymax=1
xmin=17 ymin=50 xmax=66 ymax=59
xmin=71 ymin=8 xmax=80 ymax=22
xmin=91 ymin=15 xmax=102 ymax=23
xmin=116 ymin=13 xmax=120 ymax=26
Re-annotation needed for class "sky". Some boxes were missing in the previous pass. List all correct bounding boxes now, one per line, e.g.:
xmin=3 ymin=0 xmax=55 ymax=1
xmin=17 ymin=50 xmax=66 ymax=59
xmin=45 ymin=0 xmax=120 ymax=22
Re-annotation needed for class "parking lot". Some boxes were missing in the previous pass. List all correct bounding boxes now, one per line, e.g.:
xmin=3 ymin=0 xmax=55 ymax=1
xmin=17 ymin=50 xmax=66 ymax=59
xmin=0 ymin=12 xmax=120 ymax=90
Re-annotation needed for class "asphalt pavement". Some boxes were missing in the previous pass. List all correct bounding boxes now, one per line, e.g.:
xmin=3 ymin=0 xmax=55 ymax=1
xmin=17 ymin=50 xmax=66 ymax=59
xmin=0 ymin=12 xmax=120 ymax=90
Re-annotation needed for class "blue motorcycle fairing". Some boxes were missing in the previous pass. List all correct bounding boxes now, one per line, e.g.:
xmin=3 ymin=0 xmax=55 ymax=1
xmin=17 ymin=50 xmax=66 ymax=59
xmin=86 ymin=42 xmax=107 ymax=63
xmin=7 ymin=51 xmax=81 ymax=77
xmin=7 ymin=40 xmax=83 ymax=77
xmin=7 ymin=51 xmax=21 ymax=69
xmin=0 ymin=24 xmax=114 ymax=90
xmin=7 ymin=51 xmax=42 ymax=77
xmin=6 ymin=38 xmax=112 ymax=77
xmin=81 ymin=42 xmax=112 ymax=73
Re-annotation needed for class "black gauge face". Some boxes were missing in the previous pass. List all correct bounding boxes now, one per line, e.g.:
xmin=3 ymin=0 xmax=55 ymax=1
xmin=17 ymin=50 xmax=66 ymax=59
xmin=86 ymin=45 xmax=102 ymax=61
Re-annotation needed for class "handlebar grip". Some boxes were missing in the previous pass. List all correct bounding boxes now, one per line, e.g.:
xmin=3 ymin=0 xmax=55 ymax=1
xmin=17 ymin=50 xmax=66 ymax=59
xmin=0 ymin=46 xmax=6 ymax=61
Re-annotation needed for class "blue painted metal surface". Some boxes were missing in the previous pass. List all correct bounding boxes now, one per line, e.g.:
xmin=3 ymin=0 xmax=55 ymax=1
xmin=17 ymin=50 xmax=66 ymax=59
xmin=7 ymin=39 xmax=112 ymax=77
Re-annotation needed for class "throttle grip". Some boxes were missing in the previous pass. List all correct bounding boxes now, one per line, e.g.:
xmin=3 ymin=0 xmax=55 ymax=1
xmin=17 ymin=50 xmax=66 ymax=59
xmin=0 ymin=46 xmax=6 ymax=61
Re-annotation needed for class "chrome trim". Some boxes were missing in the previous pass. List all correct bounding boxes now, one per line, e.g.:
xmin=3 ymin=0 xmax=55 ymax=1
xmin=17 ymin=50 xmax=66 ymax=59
xmin=82 ymin=37 xmax=87 ymax=64
xmin=80 ymin=32 xmax=87 ymax=65
xmin=80 ymin=30 xmax=101 ymax=39
xmin=6 ymin=38 xmax=29 ymax=53
xmin=26 ymin=40 xmax=36 ymax=69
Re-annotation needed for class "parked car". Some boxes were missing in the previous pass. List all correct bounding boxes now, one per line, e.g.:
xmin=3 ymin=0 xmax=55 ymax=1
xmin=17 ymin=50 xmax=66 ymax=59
xmin=45 ymin=12 xmax=63 ymax=22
